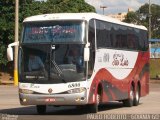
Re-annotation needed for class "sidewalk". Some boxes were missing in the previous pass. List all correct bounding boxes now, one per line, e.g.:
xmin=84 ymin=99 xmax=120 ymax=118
xmin=0 ymin=80 xmax=14 ymax=85
xmin=0 ymin=72 xmax=13 ymax=85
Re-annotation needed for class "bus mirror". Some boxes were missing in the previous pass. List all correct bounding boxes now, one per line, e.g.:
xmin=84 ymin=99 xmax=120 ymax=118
xmin=84 ymin=47 xmax=90 ymax=61
xmin=7 ymin=47 xmax=13 ymax=61
xmin=7 ymin=41 xmax=19 ymax=61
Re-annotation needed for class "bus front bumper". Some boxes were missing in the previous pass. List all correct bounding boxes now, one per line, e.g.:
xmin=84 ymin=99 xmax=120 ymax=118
xmin=19 ymin=92 xmax=88 ymax=105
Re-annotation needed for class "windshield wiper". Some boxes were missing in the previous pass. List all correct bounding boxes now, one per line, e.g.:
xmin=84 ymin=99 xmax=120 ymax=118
xmin=51 ymin=60 xmax=62 ymax=76
xmin=50 ymin=44 xmax=67 ymax=83
xmin=51 ymin=60 xmax=66 ymax=83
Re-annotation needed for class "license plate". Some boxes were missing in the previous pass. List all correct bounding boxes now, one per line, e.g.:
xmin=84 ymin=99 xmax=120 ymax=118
xmin=45 ymin=98 xmax=55 ymax=102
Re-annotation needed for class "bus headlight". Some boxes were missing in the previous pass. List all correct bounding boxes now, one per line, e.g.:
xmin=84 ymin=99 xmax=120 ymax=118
xmin=67 ymin=87 xmax=86 ymax=94
xmin=19 ymin=89 xmax=34 ymax=94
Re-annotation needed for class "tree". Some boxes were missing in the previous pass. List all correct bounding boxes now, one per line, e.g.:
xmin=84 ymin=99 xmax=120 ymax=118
xmin=0 ymin=1 xmax=15 ymax=66
xmin=123 ymin=3 xmax=160 ymax=39
xmin=124 ymin=11 xmax=139 ymax=24
xmin=0 ymin=0 xmax=95 ymax=67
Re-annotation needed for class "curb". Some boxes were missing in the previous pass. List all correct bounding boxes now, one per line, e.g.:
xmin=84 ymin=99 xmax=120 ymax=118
xmin=0 ymin=80 xmax=14 ymax=85
xmin=150 ymin=80 xmax=160 ymax=83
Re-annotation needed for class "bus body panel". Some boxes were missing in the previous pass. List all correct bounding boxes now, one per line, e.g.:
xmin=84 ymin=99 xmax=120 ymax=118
xmin=19 ymin=81 xmax=87 ymax=94
xmin=19 ymin=81 xmax=88 ymax=105
xmin=87 ymin=49 xmax=149 ymax=104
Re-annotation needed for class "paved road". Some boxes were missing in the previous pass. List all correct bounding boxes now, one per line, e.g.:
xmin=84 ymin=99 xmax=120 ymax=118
xmin=0 ymin=82 xmax=160 ymax=120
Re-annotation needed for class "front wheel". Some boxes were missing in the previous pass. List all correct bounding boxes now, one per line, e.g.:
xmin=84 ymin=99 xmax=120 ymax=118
xmin=89 ymin=93 xmax=100 ymax=113
xmin=36 ymin=105 xmax=46 ymax=114
xmin=123 ymin=85 xmax=134 ymax=107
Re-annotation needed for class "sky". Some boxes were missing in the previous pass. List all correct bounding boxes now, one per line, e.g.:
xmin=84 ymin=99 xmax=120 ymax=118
xmin=85 ymin=0 xmax=160 ymax=14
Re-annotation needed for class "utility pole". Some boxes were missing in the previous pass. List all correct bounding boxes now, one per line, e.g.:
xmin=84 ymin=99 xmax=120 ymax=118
xmin=149 ymin=0 xmax=151 ymax=39
xmin=100 ymin=6 xmax=107 ymax=15
xmin=14 ymin=0 xmax=19 ymax=86
xmin=148 ymin=0 xmax=152 ymax=57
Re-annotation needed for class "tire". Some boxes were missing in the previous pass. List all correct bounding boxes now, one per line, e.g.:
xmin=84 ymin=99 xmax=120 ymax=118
xmin=133 ymin=86 xmax=140 ymax=106
xmin=89 ymin=93 xmax=100 ymax=113
xmin=123 ymin=85 xmax=134 ymax=107
xmin=36 ymin=105 xmax=46 ymax=114
xmin=76 ymin=105 xmax=86 ymax=110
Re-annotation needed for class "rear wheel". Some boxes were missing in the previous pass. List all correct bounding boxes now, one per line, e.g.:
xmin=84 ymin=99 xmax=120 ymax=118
xmin=133 ymin=85 xmax=140 ymax=106
xmin=123 ymin=85 xmax=134 ymax=107
xmin=36 ymin=105 xmax=46 ymax=114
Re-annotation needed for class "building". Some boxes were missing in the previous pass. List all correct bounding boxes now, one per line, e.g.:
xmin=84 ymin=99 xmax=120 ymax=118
xmin=108 ymin=8 xmax=134 ymax=21
xmin=108 ymin=12 xmax=127 ymax=21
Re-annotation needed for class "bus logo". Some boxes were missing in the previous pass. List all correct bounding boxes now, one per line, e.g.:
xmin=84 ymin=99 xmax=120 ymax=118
xmin=103 ymin=53 xmax=109 ymax=62
xmin=112 ymin=52 xmax=129 ymax=66
xmin=48 ymin=88 xmax=53 ymax=94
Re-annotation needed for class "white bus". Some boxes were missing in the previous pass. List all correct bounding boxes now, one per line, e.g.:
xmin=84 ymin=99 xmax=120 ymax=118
xmin=7 ymin=13 xmax=149 ymax=114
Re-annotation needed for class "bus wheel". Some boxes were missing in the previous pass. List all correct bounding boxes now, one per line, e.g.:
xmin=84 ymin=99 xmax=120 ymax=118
xmin=36 ymin=105 xmax=46 ymax=114
xmin=123 ymin=85 xmax=134 ymax=107
xmin=90 ymin=93 xmax=100 ymax=113
xmin=133 ymin=86 xmax=140 ymax=106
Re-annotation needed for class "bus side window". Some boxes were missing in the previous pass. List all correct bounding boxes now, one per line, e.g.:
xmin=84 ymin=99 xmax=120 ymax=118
xmin=116 ymin=35 xmax=122 ymax=48
xmin=128 ymin=34 xmax=136 ymax=49
xmin=121 ymin=35 xmax=128 ymax=48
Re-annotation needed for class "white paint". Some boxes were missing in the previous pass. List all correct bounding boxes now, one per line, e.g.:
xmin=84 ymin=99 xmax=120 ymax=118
xmin=23 ymin=13 xmax=147 ymax=30
xmin=19 ymin=81 xmax=87 ymax=94
xmin=93 ymin=48 xmax=138 ymax=80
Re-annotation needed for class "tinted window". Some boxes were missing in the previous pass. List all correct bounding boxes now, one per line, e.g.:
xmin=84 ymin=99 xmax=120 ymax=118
xmin=139 ymin=30 xmax=148 ymax=51
xmin=95 ymin=19 xmax=148 ymax=51
xmin=113 ymin=24 xmax=128 ymax=49
xmin=96 ymin=20 xmax=111 ymax=48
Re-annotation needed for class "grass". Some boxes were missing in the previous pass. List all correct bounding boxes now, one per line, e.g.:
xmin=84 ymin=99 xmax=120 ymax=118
xmin=150 ymin=58 xmax=160 ymax=79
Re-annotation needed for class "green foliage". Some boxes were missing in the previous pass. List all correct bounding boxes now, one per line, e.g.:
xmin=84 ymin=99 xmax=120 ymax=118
xmin=0 ymin=1 xmax=15 ymax=66
xmin=123 ymin=11 xmax=139 ymax=24
xmin=139 ymin=4 xmax=160 ymax=39
xmin=124 ymin=3 xmax=160 ymax=39
xmin=150 ymin=59 xmax=160 ymax=78
xmin=0 ymin=0 xmax=95 ymax=66
xmin=0 ymin=42 xmax=7 ymax=65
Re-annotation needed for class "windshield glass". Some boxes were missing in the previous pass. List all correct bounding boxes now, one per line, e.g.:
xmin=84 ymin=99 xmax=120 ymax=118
xmin=23 ymin=21 xmax=85 ymax=43
xmin=19 ymin=44 xmax=86 ymax=84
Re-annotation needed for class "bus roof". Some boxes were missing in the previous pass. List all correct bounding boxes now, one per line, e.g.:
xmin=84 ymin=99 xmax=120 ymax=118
xmin=23 ymin=13 xmax=147 ymax=31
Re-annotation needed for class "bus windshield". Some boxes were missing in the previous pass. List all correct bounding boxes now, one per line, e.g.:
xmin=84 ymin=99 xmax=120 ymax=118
xmin=19 ymin=44 xmax=86 ymax=84
xmin=23 ymin=21 xmax=85 ymax=43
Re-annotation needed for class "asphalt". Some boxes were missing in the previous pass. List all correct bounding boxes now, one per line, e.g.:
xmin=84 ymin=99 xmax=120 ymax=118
xmin=0 ymin=83 xmax=160 ymax=120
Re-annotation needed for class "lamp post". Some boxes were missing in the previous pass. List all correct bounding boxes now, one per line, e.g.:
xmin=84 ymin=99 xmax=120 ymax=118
xmin=14 ymin=0 xmax=19 ymax=86
xmin=100 ymin=6 xmax=107 ymax=15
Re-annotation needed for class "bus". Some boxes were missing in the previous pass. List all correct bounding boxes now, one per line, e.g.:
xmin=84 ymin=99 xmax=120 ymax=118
xmin=7 ymin=13 xmax=149 ymax=114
